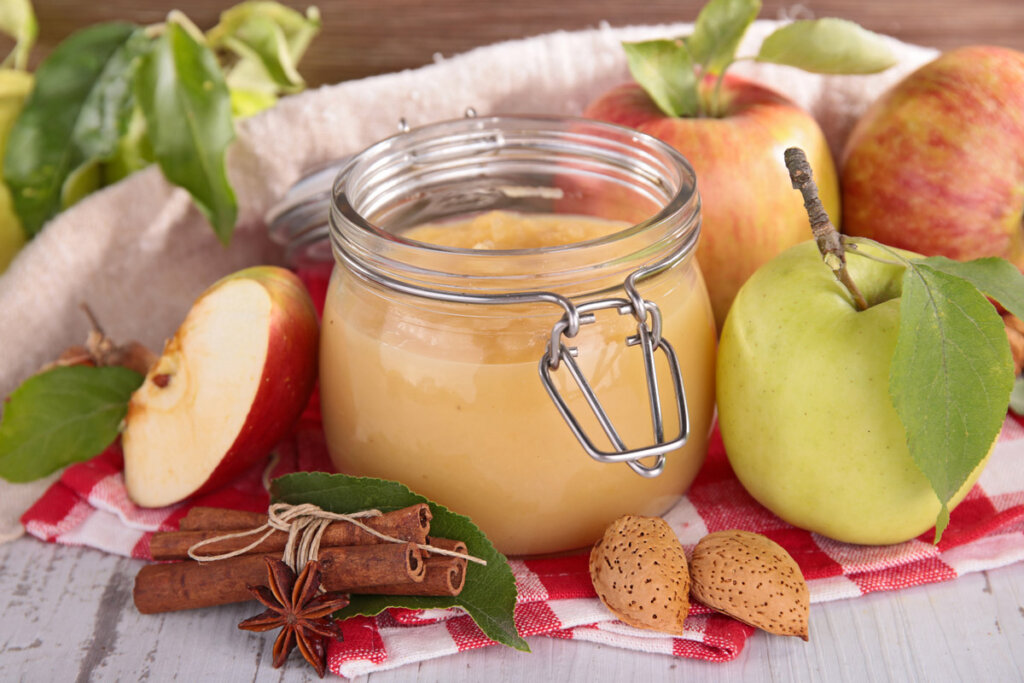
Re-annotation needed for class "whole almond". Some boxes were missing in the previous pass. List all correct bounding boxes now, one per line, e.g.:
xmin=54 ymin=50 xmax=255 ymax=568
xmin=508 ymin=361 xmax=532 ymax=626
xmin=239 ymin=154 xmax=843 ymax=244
xmin=689 ymin=530 xmax=808 ymax=640
xmin=589 ymin=515 xmax=690 ymax=634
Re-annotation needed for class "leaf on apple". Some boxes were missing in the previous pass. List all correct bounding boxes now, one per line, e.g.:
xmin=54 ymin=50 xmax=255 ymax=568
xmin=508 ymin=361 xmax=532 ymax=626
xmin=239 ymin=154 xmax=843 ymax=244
xmin=0 ymin=365 xmax=143 ymax=482
xmin=889 ymin=258 xmax=1019 ymax=542
xmin=915 ymin=256 xmax=1024 ymax=322
xmin=757 ymin=19 xmax=897 ymax=74
xmin=271 ymin=472 xmax=528 ymax=652
xmin=685 ymin=0 xmax=760 ymax=76
xmin=622 ymin=39 xmax=699 ymax=118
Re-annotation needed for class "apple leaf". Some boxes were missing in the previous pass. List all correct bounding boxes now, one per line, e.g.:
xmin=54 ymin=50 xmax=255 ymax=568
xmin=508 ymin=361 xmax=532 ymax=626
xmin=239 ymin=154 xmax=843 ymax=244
xmin=208 ymin=2 xmax=321 ymax=97
xmin=271 ymin=471 xmax=528 ymax=652
xmin=3 ymin=22 xmax=138 ymax=236
xmin=136 ymin=22 xmax=237 ymax=244
xmin=890 ymin=262 xmax=1015 ymax=542
xmin=0 ymin=365 xmax=143 ymax=483
xmin=685 ymin=0 xmax=760 ymax=76
xmin=623 ymin=39 xmax=699 ymax=118
xmin=912 ymin=256 xmax=1024 ymax=322
xmin=757 ymin=19 xmax=897 ymax=74
xmin=1011 ymin=376 xmax=1024 ymax=416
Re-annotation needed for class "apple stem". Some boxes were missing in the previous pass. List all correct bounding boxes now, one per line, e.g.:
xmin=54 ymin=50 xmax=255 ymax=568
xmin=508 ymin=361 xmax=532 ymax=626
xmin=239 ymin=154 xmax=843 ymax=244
xmin=79 ymin=302 xmax=106 ymax=337
xmin=784 ymin=147 xmax=869 ymax=312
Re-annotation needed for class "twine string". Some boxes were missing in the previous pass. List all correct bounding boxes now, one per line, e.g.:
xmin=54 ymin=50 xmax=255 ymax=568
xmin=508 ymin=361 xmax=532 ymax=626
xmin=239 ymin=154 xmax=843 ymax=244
xmin=186 ymin=502 xmax=486 ymax=570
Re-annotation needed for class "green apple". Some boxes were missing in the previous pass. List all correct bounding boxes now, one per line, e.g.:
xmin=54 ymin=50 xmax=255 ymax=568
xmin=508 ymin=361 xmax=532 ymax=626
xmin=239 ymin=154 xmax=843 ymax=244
xmin=717 ymin=240 xmax=991 ymax=545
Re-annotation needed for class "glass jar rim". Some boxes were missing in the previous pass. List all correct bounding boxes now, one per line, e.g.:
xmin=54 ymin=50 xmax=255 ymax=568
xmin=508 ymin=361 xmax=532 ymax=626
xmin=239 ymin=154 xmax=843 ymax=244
xmin=330 ymin=114 xmax=699 ymax=261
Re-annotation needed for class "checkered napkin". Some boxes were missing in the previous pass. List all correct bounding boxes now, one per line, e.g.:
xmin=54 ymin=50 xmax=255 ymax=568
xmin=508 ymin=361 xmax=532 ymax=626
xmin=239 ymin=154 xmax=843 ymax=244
xmin=21 ymin=405 xmax=1024 ymax=677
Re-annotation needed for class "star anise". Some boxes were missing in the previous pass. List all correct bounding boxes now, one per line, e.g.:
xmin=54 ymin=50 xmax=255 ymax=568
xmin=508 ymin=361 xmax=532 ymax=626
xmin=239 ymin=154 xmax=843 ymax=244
xmin=238 ymin=557 xmax=349 ymax=678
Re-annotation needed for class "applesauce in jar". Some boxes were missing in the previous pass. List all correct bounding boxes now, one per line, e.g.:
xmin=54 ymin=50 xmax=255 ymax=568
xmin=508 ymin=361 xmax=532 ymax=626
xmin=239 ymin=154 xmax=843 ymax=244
xmin=321 ymin=116 xmax=716 ymax=555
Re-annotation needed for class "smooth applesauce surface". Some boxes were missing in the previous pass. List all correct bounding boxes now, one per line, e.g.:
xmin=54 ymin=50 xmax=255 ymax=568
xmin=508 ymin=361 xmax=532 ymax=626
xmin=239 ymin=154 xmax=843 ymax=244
xmin=320 ymin=211 xmax=716 ymax=555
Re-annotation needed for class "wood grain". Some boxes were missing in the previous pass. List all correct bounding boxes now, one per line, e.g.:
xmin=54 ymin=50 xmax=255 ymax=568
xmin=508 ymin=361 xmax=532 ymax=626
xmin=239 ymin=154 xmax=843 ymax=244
xmin=1 ymin=536 xmax=1023 ymax=680
xmin=24 ymin=0 xmax=1024 ymax=87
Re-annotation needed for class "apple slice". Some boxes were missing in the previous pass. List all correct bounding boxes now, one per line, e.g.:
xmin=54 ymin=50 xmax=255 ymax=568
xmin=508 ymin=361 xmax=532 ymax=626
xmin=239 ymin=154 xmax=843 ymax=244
xmin=123 ymin=266 xmax=319 ymax=507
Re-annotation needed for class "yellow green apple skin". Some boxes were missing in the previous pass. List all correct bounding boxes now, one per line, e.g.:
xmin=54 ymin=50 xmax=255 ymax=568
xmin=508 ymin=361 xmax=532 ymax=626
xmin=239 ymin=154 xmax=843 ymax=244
xmin=842 ymin=46 xmax=1024 ymax=270
xmin=0 ymin=69 xmax=34 ymax=273
xmin=717 ymin=241 xmax=991 ymax=545
xmin=585 ymin=73 xmax=840 ymax=330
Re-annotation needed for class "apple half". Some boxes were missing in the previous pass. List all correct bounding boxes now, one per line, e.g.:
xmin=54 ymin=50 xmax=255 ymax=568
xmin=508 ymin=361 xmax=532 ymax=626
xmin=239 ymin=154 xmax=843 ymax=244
xmin=123 ymin=266 xmax=319 ymax=508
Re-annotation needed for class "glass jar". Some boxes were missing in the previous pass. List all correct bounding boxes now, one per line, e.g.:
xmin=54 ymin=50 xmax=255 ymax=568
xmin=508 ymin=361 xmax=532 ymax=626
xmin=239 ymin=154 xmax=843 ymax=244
xmin=321 ymin=116 xmax=716 ymax=556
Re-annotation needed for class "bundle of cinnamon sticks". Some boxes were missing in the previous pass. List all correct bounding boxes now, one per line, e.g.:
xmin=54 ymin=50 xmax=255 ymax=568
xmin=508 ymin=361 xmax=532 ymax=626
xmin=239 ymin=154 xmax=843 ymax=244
xmin=133 ymin=504 xmax=469 ymax=614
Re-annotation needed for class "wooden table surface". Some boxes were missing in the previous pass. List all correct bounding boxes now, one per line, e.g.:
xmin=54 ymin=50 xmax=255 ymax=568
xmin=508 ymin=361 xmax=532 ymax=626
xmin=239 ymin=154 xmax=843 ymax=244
xmin=28 ymin=0 xmax=1024 ymax=86
xmin=6 ymin=2 xmax=1024 ymax=681
xmin=2 ymin=535 xmax=1023 ymax=681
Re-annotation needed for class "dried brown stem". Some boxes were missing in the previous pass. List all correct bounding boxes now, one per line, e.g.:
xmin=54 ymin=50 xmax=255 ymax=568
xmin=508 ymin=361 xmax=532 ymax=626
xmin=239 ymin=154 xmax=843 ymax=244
xmin=79 ymin=302 xmax=105 ymax=336
xmin=784 ymin=147 xmax=869 ymax=311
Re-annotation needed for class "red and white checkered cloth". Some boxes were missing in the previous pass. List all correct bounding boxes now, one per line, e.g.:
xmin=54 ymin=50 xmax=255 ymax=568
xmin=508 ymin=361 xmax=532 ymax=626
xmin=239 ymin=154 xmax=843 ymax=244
xmin=21 ymin=409 xmax=1024 ymax=677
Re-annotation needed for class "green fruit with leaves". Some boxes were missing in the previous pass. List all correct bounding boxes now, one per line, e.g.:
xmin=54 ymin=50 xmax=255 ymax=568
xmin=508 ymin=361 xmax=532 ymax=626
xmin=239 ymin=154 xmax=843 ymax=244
xmin=717 ymin=150 xmax=1024 ymax=545
xmin=719 ymin=241 xmax=984 ymax=544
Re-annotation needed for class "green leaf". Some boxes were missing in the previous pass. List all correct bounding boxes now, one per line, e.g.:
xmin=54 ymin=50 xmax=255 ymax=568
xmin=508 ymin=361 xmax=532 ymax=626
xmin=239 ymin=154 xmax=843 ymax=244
xmin=623 ymin=39 xmax=699 ymax=118
xmin=914 ymin=256 xmax=1024 ymax=322
xmin=101 ymin=105 xmax=155 ymax=185
xmin=685 ymin=0 xmax=760 ymax=75
xmin=1011 ymin=375 xmax=1024 ymax=416
xmin=890 ymin=263 xmax=1015 ymax=542
xmin=136 ymin=22 xmax=237 ymax=244
xmin=71 ymin=29 xmax=152 ymax=166
xmin=271 ymin=472 xmax=529 ymax=652
xmin=3 ymin=22 xmax=138 ymax=236
xmin=0 ymin=365 xmax=143 ymax=482
xmin=0 ymin=0 xmax=37 ymax=70
xmin=209 ymin=2 xmax=321 ymax=96
xmin=757 ymin=19 xmax=897 ymax=74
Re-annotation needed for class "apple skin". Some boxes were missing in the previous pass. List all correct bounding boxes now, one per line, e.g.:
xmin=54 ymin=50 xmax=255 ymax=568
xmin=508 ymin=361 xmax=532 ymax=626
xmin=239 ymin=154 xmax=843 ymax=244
xmin=842 ymin=46 xmax=1024 ymax=270
xmin=717 ymin=241 xmax=991 ymax=545
xmin=0 ymin=69 xmax=34 ymax=273
xmin=124 ymin=266 xmax=319 ymax=507
xmin=585 ymin=74 xmax=840 ymax=330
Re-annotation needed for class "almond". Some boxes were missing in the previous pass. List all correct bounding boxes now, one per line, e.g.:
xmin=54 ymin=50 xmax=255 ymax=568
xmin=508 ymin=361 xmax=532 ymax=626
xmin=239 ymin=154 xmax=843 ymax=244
xmin=589 ymin=515 xmax=690 ymax=634
xmin=689 ymin=530 xmax=809 ymax=640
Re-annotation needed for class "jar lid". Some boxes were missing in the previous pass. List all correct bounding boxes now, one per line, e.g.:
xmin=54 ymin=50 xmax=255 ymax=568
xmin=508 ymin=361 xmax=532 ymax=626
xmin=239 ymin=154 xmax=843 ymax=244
xmin=266 ymin=157 xmax=349 ymax=264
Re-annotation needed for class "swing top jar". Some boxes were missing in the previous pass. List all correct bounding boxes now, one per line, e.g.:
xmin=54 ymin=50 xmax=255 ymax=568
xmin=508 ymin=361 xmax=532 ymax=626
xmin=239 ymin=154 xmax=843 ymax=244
xmin=322 ymin=116 xmax=716 ymax=556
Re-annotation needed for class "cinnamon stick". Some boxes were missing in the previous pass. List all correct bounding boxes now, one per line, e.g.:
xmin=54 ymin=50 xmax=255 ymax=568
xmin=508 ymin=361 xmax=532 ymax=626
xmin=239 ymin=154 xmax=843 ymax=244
xmin=154 ymin=504 xmax=432 ymax=561
xmin=177 ymin=507 xmax=268 ymax=530
xmin=358 ymin=538 xmax=468 ymax=597
xmin=134 ymin=543 xmax=425 ymax=614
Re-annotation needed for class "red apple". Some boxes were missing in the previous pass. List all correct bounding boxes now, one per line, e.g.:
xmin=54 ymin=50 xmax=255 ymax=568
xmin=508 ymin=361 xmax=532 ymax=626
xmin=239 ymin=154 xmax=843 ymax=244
xmin=585 ymin=73 xmax=840 ymax=329
xmin=123 ymin=266 xmax=319 ymax=507
xmin=842 ymin=46 xmax=1024 ymax=269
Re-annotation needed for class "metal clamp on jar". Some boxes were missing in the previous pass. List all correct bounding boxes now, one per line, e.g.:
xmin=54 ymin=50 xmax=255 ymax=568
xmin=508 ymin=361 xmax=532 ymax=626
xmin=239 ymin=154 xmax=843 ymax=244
xmin=271 ymin=115 xmax=717 ymax=556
